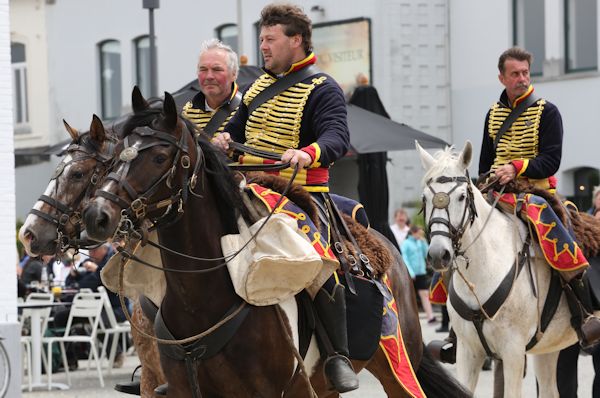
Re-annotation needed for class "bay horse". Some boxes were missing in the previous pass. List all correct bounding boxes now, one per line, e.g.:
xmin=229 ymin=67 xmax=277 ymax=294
xmin=19 ymin=115 xmax=116 ymax=256
xmin=17 ymin=112 xmax=166 ymax=397
xmin=81 ymin=90 xmax=470 ymax=397
xmin=417 ymin=140 xmax=599 ymax=397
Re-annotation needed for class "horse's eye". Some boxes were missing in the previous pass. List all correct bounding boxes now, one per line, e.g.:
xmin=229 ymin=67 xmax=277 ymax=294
xmin=458 ymin=193 xmax=466 ymax=202
xmin=154 ymin=154 xmax=167 ymax=164
xmin=72 ymin=170 xmax=84 ymax=179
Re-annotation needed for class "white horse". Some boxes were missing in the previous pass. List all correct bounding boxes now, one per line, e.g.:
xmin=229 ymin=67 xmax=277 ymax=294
xmin=416 ymin=140 xmax=591 ymax=398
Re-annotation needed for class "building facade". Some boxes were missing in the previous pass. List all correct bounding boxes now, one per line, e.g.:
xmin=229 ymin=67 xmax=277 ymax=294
xmin=9 ymin=0 xmax=600 ymax=222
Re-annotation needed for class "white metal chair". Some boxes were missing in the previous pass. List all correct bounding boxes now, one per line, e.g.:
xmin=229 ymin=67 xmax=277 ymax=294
xmin=42 ymin=292 xmax=105 ymax=389
xmin=96 ymin=286 xmax=131 ymax=372
xmin=20 ymin=292 xmax=54 ymax=391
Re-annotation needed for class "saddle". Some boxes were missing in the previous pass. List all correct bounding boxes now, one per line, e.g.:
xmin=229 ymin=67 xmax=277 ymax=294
xmin=481 ymin=178 xmax=600 ymax=259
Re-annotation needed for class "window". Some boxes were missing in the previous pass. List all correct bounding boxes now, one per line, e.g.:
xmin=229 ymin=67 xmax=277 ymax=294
xmin=11 ymin=42 xmax=29 ymax=130
xmin=513 ymin=0 xmax=545 ymax=76
xmin=569 ymin=167 xmax=599 ymax=211
xmin=565 ymin=0 xmax=598 ymax=72
xmin=216 ymin=24 xmax=238 ymax=54
xmin=99 ymin=40 xmax=122 ymax=119
xmin=134 ymin=36 xmax=151 ymax=97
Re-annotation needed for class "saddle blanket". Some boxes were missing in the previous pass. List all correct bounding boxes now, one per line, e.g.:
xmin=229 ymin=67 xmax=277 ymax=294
xmin=380 ymin=275 xmax=426 ymax=398
xmin=428 ymin=191 xmax=590 ymax=304
xmin=496 ymin=192 xmax=588 ymax=272
xmin=251 ymin=184 xmax=424 ymax=396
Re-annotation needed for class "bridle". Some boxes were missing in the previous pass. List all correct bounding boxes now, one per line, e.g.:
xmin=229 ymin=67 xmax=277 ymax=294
xmin=29 ymin=136 xmax=116 ymax=253
xmin=96 ymin=124 xmax=203 ymax=236
xmin=423 ymin=172 xmax=478 ymax=257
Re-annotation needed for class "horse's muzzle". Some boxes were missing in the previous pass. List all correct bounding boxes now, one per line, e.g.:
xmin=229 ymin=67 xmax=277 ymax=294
xmin=82 ymin=202 xmax=116 ymax=242
xmin=427 ymin=244 xmax=453 ymax=271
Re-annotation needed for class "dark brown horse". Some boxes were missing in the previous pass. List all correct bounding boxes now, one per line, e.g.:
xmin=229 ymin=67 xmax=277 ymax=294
xmin=17 ymin=112 xmax=166 ymax=397
xmin=82 ymin=90 xmax=470 ymax=397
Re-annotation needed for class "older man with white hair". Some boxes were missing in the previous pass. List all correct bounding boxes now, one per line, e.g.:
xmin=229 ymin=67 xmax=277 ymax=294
xmin=182 ymin=38 xmax=242 ymax=136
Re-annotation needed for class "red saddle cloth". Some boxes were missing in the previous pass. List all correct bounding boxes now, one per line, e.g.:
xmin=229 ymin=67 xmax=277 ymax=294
xmin=380 ymin=275 xmax=426 ymax=397
xmin=428 ymin=191 xmax=590 ymax=305
xmin=248 ymin=183 xmax=425 ymax=396
xmin=496 ymin=192 xmax=588 ymax=272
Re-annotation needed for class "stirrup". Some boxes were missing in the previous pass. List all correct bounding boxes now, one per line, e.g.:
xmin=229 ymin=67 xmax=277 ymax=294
xmin=323 ymin=354 xmax=359 ymax=393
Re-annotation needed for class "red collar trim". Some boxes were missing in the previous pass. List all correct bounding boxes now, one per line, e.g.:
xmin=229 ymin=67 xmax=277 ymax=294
xmin=284 ymin=53 xmax=317 ymax=75
xmin=513 ymin=85 xmax=534 ymax=108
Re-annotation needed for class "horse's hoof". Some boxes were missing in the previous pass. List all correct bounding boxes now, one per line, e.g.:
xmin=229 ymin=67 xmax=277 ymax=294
xmin=114 ymin=380 xmax=141 ymax=395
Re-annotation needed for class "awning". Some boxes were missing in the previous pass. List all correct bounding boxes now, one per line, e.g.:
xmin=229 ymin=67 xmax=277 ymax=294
xmin=346 ymin=104 xmax=448 ymax=153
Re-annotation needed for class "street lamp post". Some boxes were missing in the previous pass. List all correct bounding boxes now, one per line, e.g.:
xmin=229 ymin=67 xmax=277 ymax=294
xmin=143 ymin=0 xmax=159 ymax=97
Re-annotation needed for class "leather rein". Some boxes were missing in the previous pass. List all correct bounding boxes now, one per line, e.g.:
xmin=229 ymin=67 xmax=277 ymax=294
xmin=97 ymin=126 xmax=299 ymax=275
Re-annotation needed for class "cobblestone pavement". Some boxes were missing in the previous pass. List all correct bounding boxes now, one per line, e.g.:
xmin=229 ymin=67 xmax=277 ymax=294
xmin=20 ymin=312 xmax=594 ymax=397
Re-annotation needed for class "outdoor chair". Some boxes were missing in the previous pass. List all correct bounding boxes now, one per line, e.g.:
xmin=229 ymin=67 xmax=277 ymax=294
xmin=97 ymin=286 xmax=131 ymax=372
xmin=42 ymin=292 xmax=105 ymax=389
xmin=20 ymin=292 xmax=54 ymax=391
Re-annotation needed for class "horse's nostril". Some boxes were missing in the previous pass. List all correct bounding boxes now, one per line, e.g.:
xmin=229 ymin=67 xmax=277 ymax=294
xmin=96 ymin=211 xmax=109 ymax=230
xmin=24 ymin=228 xmax=35 ymax=243
xmin=442 ymin=250 xmax=452 ymax=264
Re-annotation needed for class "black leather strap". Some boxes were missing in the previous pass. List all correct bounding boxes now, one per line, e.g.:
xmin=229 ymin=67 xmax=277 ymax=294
xmin=525 ymin=270 xmax=562 ymax=350
xmin=203 ymin=91 xmax=242 ymax=136
xmin=493 ymin=94 xmax=538 ymax=151
xmin=449 ymin=239 xmax=529 ymax=359
xmin=248 ymin=65 xmax=319 ymax=114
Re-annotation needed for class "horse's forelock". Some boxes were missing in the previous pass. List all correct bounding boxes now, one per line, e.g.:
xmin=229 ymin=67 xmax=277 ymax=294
xmin=421 ymin=146 xmax=464 ymax=184
xmin=121 ymin=107 xmax=163 ymax=137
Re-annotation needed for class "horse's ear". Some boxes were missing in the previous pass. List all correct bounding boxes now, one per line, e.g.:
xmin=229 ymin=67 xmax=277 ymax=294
xmin=163 ymin=92 xmax=178 ymax=130
xmin=132 ymin=86 xmax=149 ymax=113
xmin=458 ymin=140 xmax=473 ymax=169
xmin=416 ymin=141 xmax=435 ymax=171
xmin=63 ymin=119 xmax=79 ymax=141
xmin=89 ymin=114 xmax=106 ymax=143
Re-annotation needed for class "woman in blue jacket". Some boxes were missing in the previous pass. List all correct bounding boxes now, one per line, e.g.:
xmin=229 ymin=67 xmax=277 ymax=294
xmin=401 ymin=225 xmax=436 ymax=323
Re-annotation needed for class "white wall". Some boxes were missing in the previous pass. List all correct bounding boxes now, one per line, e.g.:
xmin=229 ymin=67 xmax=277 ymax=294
xmin=1 ymin=0 xmax=22 ymax=394
xmin=449 ymin=0 xmax=600 ymax=199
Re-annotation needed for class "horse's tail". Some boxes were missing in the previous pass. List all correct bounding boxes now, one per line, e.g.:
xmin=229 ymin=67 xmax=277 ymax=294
xmin=416 ymin=343 xmax=472 ymax=398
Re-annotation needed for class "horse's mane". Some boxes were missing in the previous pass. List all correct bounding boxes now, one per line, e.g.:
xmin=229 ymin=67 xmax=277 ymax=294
xmin=185 ymin=119 xmax=243 ymax=230
xmin=422 ymin=146 xmax=463 ymax=184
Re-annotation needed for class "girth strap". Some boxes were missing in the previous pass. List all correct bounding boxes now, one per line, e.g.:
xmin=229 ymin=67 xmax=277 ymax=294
xmin=154 ymin=300 xmax=251 ymax=397
xmin=449 ymin=239 xmax=530 ymax=359
xmin=525 ymin=270 xmax=563 ymax=350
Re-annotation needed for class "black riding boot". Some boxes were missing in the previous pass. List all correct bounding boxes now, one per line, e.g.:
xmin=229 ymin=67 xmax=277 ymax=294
xmin=426 ymin=327 xmax=456 ymax=364
xmin=154 ymin=383 xmax=168 ymax=396
xmin=564 ymin=273 xmax=600 ymax=349
xmin=114 ymin=380 xmax=141 ymax=395
xmin=314 ymin=284 xmax=359 ymax=393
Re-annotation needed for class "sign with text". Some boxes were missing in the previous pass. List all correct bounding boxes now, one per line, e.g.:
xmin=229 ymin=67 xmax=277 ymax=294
xmin=313 ymin=18 xmax=372 ymax=96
